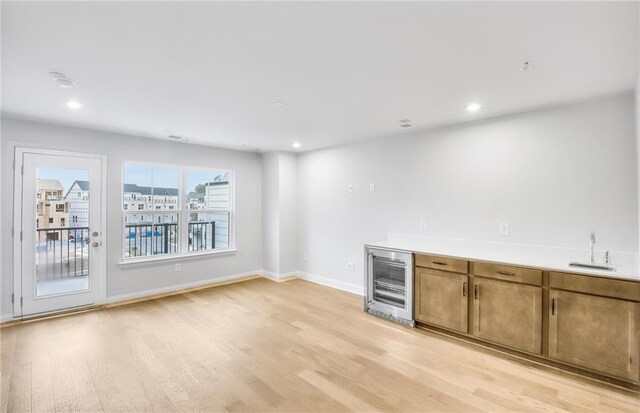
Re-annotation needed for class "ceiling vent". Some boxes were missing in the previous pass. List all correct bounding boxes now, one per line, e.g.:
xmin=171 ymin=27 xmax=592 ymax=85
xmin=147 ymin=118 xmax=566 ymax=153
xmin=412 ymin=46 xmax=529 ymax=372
xmin=168 ymin=134 xmax=189 ymax=143
xmin=399 ymin=123 xmax=413 ymax=128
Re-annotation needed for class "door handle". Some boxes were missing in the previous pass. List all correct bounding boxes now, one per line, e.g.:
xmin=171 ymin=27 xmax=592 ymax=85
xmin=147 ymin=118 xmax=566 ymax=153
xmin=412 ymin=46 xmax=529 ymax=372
xmin=84 ymin=237 xmax=90 ymax=245
xmin=462 ymin=282 xmax=467 ymax=297
xmin=92 ymin=241 xmax=100 ymax=248
xmin=474 ymin=284 xmax=479 ymax=300
xmin=551 ymin=298 xmax=556 ymax=315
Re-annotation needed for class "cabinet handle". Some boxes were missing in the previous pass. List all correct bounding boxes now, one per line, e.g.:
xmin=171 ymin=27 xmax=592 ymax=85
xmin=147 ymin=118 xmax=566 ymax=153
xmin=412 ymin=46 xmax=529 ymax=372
xmin=474 ymin=284 xmax=479 ymax=300
xmin=432 ymin=261 xmax=448 ymax=266
xmin=462 ymin=282 xmax=466 ymax=297
xmin=497 ymin=270 xmax=515 ymax=276
xmin=551 ymin=298 xmax=556 ymax=316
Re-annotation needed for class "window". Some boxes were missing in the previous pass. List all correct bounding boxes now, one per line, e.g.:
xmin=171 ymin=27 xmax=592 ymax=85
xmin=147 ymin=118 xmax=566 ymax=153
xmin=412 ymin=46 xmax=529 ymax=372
xmin=48 ymin=218 xmax=53 ymax=224
xmin=122 ymin=163 xmax=232 ymax=261
xmin=185 ymin=168 xmax=231 ymax=251
xmin=55 ymin=204 xmax=65 ymax=212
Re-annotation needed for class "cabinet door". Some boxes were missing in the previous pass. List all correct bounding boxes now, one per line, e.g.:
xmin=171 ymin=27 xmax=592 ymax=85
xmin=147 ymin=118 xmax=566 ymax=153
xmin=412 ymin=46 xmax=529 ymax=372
xmin=415 ymin=268 xmax=468 ymax=333
xmin=549 ymin=290 xmax=639 ymax=381
xmin=472 ymin=278 xmax=542 ymax=354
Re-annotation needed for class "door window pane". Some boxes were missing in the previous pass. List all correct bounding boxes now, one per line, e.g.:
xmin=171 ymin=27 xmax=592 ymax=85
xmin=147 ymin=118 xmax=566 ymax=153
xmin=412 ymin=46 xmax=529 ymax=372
xmin=35 ymin=167 xmax=90 ymax=296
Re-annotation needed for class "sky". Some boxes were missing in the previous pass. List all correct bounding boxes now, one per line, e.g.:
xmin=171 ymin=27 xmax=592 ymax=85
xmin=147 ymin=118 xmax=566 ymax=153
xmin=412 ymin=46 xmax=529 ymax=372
xmin=38 ymin=165 xmax=229 ymax=194
xmin=37 ymin=167 xmax=89 ymax=193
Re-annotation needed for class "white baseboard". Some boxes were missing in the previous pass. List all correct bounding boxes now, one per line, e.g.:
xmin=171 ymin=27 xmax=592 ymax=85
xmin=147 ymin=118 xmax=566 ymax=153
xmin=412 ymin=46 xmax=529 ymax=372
xmin=261 ymin=270 xmax=299 ymax=282
xmin=105 ymin=270 xmax=263 ymax=304
xmin=1 ymin=313 xmax=15 ymax=324
xmin=297 ymin=271 xmax=364 ymax=295
xmin=1 ymin=269 xmax=362 ymax=324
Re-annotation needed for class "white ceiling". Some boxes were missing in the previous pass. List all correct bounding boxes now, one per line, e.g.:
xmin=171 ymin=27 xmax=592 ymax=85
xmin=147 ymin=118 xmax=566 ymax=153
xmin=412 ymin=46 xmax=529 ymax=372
xmin=2 ymin=1 xmax=638 ymax=152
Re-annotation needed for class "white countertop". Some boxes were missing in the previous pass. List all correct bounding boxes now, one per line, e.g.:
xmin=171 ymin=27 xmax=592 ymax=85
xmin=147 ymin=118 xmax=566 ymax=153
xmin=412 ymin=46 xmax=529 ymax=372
xmin=366 ymin=234 xmax=640 ymax=282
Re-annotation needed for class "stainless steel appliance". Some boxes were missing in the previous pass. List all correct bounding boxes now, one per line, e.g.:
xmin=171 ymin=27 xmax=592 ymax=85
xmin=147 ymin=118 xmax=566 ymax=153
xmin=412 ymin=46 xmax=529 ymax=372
xmin=365 ymin=246 xmax=414 ymax=326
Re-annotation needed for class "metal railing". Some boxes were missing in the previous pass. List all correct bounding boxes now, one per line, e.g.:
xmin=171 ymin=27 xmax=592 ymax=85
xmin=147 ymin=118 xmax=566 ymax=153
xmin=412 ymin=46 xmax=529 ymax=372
xmin=188 ymin=221 xmax=215 ymax=251
xmin=124 ymin=221 xmax=216 ymax=257
xmin=125 ymin=223 xmax=179 ymax=257
xmin=36 ymin=227 xmax=89 ymax=280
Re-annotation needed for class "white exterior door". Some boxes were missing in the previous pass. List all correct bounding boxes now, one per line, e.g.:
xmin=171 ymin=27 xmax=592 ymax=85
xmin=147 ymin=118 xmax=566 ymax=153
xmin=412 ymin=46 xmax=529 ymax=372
xmin=14 ymin=149 xmax=105 ymax=317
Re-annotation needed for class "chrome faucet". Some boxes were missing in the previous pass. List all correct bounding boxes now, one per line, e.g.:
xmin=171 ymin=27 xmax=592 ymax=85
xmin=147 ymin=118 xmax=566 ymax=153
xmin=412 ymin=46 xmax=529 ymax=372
xmin=590 ymin=231 xmax=596 ymax=263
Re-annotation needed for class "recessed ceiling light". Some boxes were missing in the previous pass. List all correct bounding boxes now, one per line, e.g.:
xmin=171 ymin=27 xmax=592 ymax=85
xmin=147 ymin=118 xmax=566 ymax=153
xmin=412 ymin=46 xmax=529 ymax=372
xmin=466 ymin=102 xmax=481 ymax=113
xmin=399 ymin=123 xmax=413 ymax=128
xmin=292 ymin=142 xmax=301 ymax=149
xmin=66 ymin=100 xmax=83 ymax=109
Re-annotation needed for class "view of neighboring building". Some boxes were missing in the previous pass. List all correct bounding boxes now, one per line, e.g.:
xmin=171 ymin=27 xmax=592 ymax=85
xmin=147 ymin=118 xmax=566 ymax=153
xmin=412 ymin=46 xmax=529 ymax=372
xmin=65 ymin=180 xmax=90 ymax=228
xmin=36 ymin=179 xmax=68 ymax=236
xmin=187 ymin=191 xmax=205 ymax=209
xmin=123 ymin=184 xmax=179 ymax=224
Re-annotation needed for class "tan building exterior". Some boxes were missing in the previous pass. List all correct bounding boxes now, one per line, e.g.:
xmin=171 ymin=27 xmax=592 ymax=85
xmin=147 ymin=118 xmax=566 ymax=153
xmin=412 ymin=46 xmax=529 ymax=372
xmin=36 ymin=179 xmax=69 ymax=240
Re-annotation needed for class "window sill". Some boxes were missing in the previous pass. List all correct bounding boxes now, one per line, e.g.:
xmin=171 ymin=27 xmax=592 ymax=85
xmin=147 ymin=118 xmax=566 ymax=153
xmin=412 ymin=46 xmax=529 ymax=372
xmin=119 ymin=248 xmax=238 ymax=267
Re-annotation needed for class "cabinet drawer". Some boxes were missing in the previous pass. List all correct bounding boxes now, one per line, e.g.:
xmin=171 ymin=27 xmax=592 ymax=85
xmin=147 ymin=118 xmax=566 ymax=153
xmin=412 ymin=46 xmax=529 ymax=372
xmin=415 ymin=254 xmax=468 ymax=273
xmin=472 ymin=262 xmax=542 ymax=286
xmin=550 ymin=272 xmax=640 ymax=302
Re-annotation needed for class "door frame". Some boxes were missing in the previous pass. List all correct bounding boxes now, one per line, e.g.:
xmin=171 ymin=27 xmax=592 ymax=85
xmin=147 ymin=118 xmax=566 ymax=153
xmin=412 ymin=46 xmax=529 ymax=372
xmin=12 ymin=146 xmax=108 ymax=318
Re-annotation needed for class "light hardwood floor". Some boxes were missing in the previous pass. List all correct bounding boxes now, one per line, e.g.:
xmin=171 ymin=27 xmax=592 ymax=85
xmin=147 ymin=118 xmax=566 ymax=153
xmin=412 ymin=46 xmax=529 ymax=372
xmin=1 ymin=278 xmax=639 ymax=412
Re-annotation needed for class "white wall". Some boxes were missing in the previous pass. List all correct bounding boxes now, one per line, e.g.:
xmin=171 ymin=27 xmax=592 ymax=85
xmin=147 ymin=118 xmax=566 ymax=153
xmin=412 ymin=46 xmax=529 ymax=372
xmin=261 ymin=151 xmax=298 ymax=276
xmin=262 ymin=152 xmax=280 ymax=273
xmin=278 ymin=152 xmax=298 ymax=273
xmin=298 ymin=92 xmax=638 ymax=292
xmin=1 ymin=117 xmax=263 ymax=316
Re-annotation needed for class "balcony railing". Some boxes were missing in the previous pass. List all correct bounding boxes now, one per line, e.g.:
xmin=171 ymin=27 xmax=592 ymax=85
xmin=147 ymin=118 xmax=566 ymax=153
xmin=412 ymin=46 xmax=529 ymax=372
xmin=36 ymin=227 xmax=89 ymax=280
xmin=125 ymin=223 xmax=179 ymax=257
xmin=189 ymin=221 xmax=216 ymax=251
xmin=124 ymin=221 xmax=216 ymax=257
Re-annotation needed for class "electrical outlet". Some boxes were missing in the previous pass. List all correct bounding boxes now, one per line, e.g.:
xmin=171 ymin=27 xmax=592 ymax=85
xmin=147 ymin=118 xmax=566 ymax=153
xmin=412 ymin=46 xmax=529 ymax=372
xmin=175 ymin=263 xmax=182 ymax=272
xmin=347 ymin=262 xmax=355 ymax=271
xmin=499 ymin=223 xmax=509 ymax=236
xmin=348 ymin=184 xmax=354 ymax=193
xmin=369 ymin=183 xmax=375 ymax=192
xmin=419 ymin=220 xmax=427 ymax=231
xmin=303 ymin=252 xmax=309 ymax=262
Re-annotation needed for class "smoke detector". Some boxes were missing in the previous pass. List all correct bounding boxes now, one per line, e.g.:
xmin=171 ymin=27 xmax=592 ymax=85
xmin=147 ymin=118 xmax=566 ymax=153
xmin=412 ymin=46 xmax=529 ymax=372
xmin=56 ymin=78 xmax=76 ymax=88
xmin=49 ymin=71 xmax=76 ymax=88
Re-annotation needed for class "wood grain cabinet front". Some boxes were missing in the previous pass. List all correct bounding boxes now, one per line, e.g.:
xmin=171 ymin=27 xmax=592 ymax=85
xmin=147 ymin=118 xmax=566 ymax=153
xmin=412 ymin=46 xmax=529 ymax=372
xmin=548 ymin=289 xmax=640 ymax=382
xmin=415 ymin=268 xmax=468 ymax=333
xmin=472 ymin=278 xmax=543 ymax=354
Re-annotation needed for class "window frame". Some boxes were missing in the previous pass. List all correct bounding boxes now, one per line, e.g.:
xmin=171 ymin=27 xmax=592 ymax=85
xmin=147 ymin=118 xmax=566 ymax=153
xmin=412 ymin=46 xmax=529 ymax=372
xmin=120 ymin=161 xmax=235 ymax=263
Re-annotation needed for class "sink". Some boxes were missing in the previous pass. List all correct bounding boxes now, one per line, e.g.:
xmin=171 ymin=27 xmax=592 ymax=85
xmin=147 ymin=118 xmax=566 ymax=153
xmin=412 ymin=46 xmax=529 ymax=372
xmin=569 ymin=262 xmax=616 ymax=272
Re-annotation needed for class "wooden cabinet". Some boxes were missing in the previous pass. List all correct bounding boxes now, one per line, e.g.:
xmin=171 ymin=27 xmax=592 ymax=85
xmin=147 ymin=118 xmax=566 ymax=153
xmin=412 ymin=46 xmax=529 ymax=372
xmin=549 ymin=290 xmax=640 ymax=382
xmin=472 ymin=278 xmax=542 ymax=354
xmin=415 ymin=268 xmax=468 ymax=333
xmin=413 ymin=252 xmax=640 ymax=384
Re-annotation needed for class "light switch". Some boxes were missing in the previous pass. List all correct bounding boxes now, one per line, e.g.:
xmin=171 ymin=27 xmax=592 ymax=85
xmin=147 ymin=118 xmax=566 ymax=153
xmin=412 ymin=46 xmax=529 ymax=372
xmin=347 ymin=262 xmax=355 ymax=271
xmin=499 ymin=223 xmax=509 ymax=236
xmin=419 ymin=220 xmax=427 ymax=231
xmin=348 ymin=184 xmax=354 ymax=193
xmin=369 ymin=183 xmax=375 ymax=192
xmin=175 ymin=263 xmax=182 ymax=272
